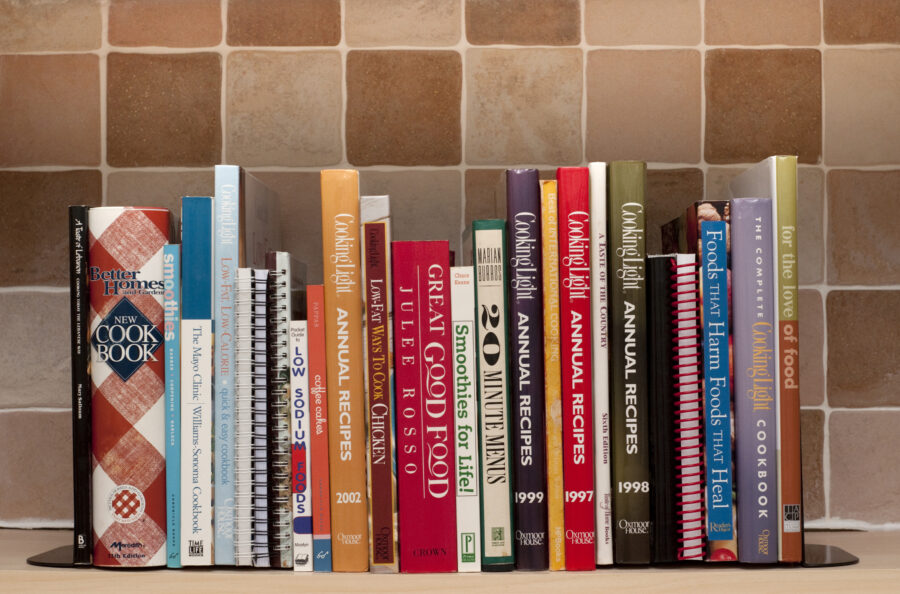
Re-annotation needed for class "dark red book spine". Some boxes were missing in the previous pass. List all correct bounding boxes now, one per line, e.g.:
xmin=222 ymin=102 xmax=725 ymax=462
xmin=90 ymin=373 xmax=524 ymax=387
xmin=556 ymin=167 xmax=596 ymax=570
xmin=364 ymin=222 xmax=397 ymax=568
xmin=392 ymin=241 xmax=457 ymax=573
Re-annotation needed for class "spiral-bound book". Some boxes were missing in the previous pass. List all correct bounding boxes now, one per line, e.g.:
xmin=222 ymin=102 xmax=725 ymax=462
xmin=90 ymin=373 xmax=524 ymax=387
xmin=648 ymin=254 xmax=704 ymax=564
xmin=670 ymin=253 xmax=705 ymax=561
xmin=267 ymin=251 xmax=294 ymax=568
xmin=234 ymin=268 xmax=254 ymax=566
xmin=250 ymin=269 xmax=271 ymax=568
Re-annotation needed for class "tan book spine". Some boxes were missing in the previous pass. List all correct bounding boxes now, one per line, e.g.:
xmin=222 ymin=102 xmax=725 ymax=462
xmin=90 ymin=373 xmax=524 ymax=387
xmin=321 ymin=169 xmax=369 ymax=572
xmin=541 ymin=180 xmax=566 ymax=571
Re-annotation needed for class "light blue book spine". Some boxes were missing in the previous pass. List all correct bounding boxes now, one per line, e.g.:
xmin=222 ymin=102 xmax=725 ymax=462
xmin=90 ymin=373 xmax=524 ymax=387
xmin=164 ymin=243 xmax=181 ymax=568
xmin=701 ymin=220 xmax=734 ymax=542
xmin=214 ymin=165 xmax=240 ymax=564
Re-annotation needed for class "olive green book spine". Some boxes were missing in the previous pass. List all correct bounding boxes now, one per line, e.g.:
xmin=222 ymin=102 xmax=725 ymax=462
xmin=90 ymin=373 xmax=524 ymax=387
xmin=608 ymin=161 xmax=652 ymax=564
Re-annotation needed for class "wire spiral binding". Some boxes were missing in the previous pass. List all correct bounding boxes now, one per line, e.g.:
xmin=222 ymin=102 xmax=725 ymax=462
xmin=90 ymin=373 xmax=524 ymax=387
xmin=671 ymin=258 xmax=707 ymax=562
xmin=248 ymin=270 xmax=270 ymax=567
xmin=264 ymin=265 xmax=292 ymax=567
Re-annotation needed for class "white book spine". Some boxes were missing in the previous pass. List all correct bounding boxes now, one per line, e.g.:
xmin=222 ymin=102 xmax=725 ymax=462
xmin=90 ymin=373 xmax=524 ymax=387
xmin=589 ymin=161 xmax=613 ymax=565
xmin=234 ymin=269 xmax=253 ymax=566
xmin=451 ymin=266 xmax=482 ymax=572
xmin=180 ymin=319 xmax=213 ymax=565
xmin=473 ymin=224 xmax=514 ymax=566
xmin=290 ymin=321 xmax=313 ymax=571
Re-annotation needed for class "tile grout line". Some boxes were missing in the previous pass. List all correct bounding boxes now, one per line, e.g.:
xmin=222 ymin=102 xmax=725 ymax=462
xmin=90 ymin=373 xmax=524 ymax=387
xmin=818 ymin=0 xmax=832 ymax=522
xmin=699 ymin=1 xmax=708 ymax=193
xmin=458 ymin=0 xmax=467 ymax=252
xmin=99 ymin=1 xmax=109 ymax=205
xmin=4 ymin=162 xmax=900 ymax=174
xmin=0 ymin=286 xmax=68 ymax=294
xmin=220 ymin=0 xmax=227 ymax=164
xmin=580 ymin=0 xmax=588 ymax=165
xmin=339 ymin=0 xmax=348 ymax=168
xmin=0 ymin=407 xmax=70 ymax=414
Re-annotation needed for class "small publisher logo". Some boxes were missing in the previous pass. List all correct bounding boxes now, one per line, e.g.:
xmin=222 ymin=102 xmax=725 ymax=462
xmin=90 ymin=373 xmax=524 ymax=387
xmin=783 ymin=504 xmax=801 ymax=533
xmin=491 ymin=527 xmax=504 ymax=547
xmin=107 ymin=485 xmax=145 ymax=524
xmin=461 ymin=532 xmax=476 ymax=563
xmin=188 ymin=540 xmax=204 ymax=557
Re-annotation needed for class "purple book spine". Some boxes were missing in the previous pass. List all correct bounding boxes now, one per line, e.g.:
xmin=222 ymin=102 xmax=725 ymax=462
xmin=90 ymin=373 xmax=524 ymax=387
xmin=506 ymin=169 xmax=549 ymax=570
xmin=732 ymin=198 xmax=778 ymax=563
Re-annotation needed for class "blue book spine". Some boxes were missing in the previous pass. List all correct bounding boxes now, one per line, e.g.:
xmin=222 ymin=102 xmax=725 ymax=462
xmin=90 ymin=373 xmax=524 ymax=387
xmin=164 ymin=244 xmax=181 ymax=568
xmin=701 ymin=220 xmax=734 ymax=543
xmin=214 ymin=165 xmax=240 ymax=564
xmin=732 ymin=198 xmax=778 ymax=563
xmin=181 ymin=196 xmax=214 ymax=565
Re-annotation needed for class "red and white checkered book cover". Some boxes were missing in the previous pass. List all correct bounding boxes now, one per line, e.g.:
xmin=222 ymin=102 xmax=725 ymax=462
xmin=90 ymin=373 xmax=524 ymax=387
xmin=88 ymin=207 xmax=170 ymax=567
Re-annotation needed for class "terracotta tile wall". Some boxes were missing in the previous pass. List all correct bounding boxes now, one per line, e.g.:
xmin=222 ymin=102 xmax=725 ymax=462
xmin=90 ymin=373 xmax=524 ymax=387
xmin=0 ymin=0 xmax=896 ymax=530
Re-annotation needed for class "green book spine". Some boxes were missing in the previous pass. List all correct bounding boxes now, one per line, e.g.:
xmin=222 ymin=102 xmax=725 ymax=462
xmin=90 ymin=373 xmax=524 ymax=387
xmin=472 ymin=219 xmax=515 ymax=571
xmin=608 ymin=162 xmax=652 ymax=564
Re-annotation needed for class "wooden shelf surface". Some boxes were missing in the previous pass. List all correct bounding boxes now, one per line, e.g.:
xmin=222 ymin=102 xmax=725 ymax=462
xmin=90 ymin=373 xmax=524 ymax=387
xmin=1 ymin=529 xmax=898 ymax=592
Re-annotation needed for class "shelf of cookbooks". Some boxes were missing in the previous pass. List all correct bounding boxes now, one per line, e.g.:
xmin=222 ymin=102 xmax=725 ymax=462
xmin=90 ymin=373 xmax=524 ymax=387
xmin=21 ymin=157 xmax=867 ymax=586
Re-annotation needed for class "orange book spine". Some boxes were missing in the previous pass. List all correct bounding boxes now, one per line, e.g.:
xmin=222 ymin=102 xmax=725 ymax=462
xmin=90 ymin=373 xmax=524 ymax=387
xmin=321 ymin=169 xmax=369 ymax=571
xmin=540 ymin=180 xmax=566 ymax=571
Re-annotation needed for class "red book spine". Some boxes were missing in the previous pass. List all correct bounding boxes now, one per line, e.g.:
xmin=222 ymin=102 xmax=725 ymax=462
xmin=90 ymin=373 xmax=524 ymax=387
xmin=307 ymin=285 xmax=333 ymax=570
xmin=556 ymin=168 xmax=596 ymax=570
xmin=88 ymin=206 xmax=170 ymax=567
xmin=392 ymin=241 xmax=457 ymax=573
xmin=364 ymin=222 xmax=397 ymax=569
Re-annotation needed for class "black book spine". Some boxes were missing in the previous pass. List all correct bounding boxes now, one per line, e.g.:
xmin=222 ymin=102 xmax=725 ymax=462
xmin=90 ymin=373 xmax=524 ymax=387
xmin=68 ymin=205 xmax=92 ymax=565
xmin=647 ymin=256 xmax=677 ymax=563
xmin=506 ymin=169 xmax=549 ymax=570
